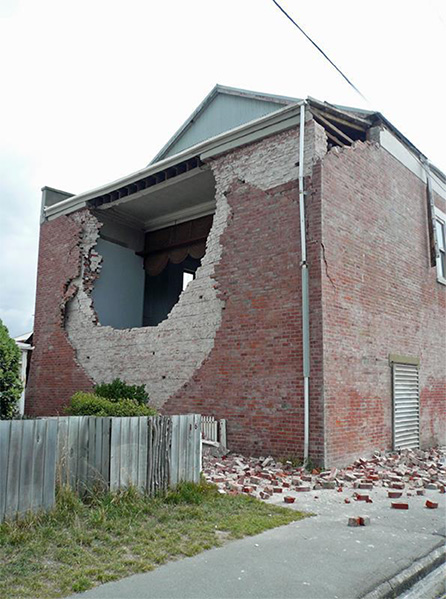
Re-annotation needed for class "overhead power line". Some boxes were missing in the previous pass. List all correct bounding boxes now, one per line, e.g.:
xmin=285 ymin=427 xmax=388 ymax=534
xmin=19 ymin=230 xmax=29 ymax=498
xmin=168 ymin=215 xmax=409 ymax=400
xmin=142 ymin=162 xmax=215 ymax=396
xmin=271 ymin=0 xmax=367 ymax=101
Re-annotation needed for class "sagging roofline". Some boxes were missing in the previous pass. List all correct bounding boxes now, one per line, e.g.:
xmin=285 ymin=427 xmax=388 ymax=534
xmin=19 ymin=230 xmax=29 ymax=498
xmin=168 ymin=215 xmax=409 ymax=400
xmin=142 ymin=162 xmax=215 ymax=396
xmin=44 ymin=96 xmax=446 ymax=221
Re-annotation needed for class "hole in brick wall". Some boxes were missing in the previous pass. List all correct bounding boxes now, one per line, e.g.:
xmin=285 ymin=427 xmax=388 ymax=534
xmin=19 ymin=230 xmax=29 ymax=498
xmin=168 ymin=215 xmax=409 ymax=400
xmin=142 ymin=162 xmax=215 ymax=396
xmin=89 ymin=165 xmax=216 ymax=330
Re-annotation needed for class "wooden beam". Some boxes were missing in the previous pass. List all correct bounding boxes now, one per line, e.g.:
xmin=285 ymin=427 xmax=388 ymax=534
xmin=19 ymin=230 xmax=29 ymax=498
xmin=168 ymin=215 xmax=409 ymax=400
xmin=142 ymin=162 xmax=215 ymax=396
xmin=308 ymin=97 xmax=372 ymax=127
xmin=312 ymin=110 xmax=355 ymax=144
xmin=325 ymin=129 xmax=345 ymax=147
xmin=312 ymin=107 xmax=367 ymax=132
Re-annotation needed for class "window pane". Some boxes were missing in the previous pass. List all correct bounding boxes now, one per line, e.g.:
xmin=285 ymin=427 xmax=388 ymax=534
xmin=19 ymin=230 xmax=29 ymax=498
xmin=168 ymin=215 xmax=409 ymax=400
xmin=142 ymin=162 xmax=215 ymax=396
xmin=440 ymin=251 xmax=446 ymax=280
xmin=183 ymin=271 xmax=194 ymax=291
xmin=436 ymin=219 xmax=445 ymax=252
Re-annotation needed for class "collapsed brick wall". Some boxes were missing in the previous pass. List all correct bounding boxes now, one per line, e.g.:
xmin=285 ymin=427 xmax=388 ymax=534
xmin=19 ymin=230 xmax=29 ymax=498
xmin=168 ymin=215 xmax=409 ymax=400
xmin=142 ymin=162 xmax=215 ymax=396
xmin=164 ymin=122 xmax=327 ymax=460
xmin=320 ymin=141 xmax=446 ymax=466
xmin=26 ymin=120 xmax=328 ymax=462
xmin=26 ymin=216 xmax=94 ymax=416
xmin=27 ymin=121 xmax=325 ymax=434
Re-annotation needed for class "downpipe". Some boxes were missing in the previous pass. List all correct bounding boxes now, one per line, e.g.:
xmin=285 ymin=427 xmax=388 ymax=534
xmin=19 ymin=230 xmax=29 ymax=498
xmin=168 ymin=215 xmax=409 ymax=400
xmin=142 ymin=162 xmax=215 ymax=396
xmin=298 ymin=102 xmax=310 ymax=466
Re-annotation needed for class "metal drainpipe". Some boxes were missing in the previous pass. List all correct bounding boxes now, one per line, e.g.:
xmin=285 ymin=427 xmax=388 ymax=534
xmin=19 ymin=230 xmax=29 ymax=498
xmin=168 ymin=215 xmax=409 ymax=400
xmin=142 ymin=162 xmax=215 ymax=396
xmin=298 ymin=102 xmax=310 ymax=466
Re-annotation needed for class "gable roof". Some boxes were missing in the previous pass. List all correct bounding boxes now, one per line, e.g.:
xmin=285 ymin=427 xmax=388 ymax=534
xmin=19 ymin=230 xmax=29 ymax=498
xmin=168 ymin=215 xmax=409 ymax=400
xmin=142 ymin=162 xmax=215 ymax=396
xmin=150 ymin=84 xmax=301 ymax=164
xmin=44 ymin=87 xmax=446 ymax=221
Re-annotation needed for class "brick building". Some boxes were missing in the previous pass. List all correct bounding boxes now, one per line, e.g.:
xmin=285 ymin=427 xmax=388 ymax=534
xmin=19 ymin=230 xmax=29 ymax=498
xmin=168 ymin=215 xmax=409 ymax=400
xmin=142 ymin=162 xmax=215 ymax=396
xmin=26 ymin=85 xmax=446 ymax=466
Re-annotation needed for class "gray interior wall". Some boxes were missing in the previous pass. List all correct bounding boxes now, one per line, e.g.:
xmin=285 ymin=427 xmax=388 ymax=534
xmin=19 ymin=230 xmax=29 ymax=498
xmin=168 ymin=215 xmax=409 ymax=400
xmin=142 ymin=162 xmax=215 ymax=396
xmin=92 ymin=238 xmax=145 ymax=329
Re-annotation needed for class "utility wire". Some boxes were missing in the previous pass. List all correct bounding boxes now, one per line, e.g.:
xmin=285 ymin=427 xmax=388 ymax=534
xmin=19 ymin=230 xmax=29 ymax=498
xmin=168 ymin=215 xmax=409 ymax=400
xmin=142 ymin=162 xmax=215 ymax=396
xmin=271 ymin=0 xmax=367 ymax=101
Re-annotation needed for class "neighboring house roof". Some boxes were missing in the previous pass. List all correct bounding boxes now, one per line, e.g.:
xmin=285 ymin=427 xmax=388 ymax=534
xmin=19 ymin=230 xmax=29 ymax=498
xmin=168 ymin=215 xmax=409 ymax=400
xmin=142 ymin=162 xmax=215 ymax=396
xmin=14 ymin=332 xmax=33 ymax=351
xmin=150 ymin=84 xmax=301 ymax=164
xmin=14 ymin=332 xmax=33 ymax=344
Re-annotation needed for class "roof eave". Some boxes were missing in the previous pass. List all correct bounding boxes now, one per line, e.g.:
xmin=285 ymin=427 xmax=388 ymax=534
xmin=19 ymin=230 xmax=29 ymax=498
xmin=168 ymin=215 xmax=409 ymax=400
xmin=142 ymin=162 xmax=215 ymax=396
xmin=44 ymin=100 xmax=305 ymax=219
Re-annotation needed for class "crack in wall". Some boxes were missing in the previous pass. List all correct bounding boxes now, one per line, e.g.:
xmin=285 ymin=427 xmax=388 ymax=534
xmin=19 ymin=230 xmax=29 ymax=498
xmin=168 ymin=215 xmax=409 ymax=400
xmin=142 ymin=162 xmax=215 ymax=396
xmin=321 ymin=242 xmax=336 ymax=289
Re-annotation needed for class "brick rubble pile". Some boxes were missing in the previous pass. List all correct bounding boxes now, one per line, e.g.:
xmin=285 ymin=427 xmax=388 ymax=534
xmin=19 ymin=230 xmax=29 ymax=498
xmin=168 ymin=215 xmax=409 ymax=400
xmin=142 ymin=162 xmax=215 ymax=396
xmin=202 ymin=447 xmax=446 ymax=503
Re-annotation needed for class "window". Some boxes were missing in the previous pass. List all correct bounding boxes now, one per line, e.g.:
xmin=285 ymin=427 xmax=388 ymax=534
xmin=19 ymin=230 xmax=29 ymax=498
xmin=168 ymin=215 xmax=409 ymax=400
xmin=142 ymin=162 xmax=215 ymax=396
xmin=434 ymin=207 xmax=446 ymax=284
xmin=183 ymin=271 xmax=195 ymax=291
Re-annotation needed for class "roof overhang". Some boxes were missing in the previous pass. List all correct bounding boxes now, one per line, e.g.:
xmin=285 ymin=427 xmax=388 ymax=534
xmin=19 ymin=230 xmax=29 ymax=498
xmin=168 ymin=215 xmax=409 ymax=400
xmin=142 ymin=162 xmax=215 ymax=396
xmin=44 ymin=100 xmax=306 ymax=221
xmin=43 ymin=95 xmax=446 ymax=222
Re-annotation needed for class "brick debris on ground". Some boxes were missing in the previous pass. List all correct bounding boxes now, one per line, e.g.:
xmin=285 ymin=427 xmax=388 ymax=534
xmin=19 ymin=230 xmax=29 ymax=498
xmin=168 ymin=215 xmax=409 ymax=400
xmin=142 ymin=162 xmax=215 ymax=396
xmin=202 ymin=447 xmax=446 ymax=505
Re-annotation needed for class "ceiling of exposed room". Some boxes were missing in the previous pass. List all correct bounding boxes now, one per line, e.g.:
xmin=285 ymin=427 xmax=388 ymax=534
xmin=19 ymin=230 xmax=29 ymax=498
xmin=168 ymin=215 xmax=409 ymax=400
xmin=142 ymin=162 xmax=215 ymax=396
xmin=96 ymin=167 xmax=216 ymax=232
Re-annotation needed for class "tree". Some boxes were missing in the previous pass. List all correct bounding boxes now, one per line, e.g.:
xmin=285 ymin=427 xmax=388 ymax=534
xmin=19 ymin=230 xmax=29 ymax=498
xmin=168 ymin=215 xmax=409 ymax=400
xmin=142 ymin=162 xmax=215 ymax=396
xmin=0 ymin=319 xmax=22 ymax=419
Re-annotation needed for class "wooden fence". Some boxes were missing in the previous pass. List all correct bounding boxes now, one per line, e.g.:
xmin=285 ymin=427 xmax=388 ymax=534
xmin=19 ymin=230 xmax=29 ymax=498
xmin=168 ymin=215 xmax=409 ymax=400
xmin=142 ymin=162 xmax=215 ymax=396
xmin=201 ymin=416 xmax=227 ymax=448
xmin=0 ymin=419 xmax=58 ymax=522
xmin=0 ymin=414 xmax=201 ymax=522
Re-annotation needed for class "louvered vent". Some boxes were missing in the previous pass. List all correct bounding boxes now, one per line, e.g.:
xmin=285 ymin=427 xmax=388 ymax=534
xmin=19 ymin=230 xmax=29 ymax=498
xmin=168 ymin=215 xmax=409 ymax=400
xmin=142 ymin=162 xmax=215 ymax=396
xmin=392 ymin=363 xmax=420 ymax=450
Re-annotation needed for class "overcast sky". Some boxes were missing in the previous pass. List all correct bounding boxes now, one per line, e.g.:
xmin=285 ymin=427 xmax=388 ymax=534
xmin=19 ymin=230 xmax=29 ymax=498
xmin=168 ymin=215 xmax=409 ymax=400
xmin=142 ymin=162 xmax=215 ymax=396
xmin=1 ymin=0 xmax=445 ymax=337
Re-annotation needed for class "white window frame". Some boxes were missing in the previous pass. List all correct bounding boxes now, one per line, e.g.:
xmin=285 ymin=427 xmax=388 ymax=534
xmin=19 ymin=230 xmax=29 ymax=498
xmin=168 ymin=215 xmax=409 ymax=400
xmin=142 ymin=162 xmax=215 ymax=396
xmin=434 ymin=207 xmax=446 ymax=286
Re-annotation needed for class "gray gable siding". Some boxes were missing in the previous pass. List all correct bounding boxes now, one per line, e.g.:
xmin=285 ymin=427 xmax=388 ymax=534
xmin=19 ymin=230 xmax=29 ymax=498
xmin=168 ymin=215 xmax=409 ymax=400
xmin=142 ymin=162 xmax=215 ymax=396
xmin=162 ymin=94 xmax=291 ymax=160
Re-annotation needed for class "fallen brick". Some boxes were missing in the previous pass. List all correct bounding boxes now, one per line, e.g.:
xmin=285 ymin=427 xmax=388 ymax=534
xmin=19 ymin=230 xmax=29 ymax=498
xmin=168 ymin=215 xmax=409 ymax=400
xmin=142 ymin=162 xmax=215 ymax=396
xmin=284 ymin=496 xmax=295 ymax=504
xmin=391 ymin=502 xmax=409 ymax=510
xmin=391 ymin=482 xmax=405 ymax=489
xmin=348 ymin=517 xmax=361 ymax=527
xmin=322 ymin=481 xmax=336 ymax=490
xmin=388 ymin=491 xmax=403 ymax=499
xmin=355 ymin=494 xmax=370 ymax=502
xmin=425 ymin=483 xmax=438 ymax=490
xmin=425 ymin=500 xmax=438 ymax=509
xmin=358 ymin=482 xmax=374 ymax=490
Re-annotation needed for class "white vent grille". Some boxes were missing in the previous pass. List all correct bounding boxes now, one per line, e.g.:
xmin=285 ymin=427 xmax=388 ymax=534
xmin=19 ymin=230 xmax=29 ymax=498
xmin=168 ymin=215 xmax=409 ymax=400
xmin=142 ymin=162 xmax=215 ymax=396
xmin=392 ymin=363 xmax=420 ymax=450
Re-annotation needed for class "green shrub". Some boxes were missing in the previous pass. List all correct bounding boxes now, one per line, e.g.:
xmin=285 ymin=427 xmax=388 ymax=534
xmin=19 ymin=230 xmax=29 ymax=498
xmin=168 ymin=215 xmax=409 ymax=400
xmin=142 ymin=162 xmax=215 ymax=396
xmin=0 ymin=319 xmax=22 ymax=419
xmin=94 ymin=378 xmax=149 ymax=405
xmin=66 ymin=392 xmax=157 ymax=417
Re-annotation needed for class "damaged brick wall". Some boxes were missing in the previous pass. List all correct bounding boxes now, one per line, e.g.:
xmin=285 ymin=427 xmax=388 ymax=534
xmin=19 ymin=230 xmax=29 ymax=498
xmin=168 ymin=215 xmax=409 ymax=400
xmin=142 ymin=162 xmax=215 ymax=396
xmin=164 ymin=122 xmax=328 ymax=460
xmin=26 ymin=216 xmax=94 ymax=416
xmin=27 ymin=119 xmax=327 ymax=462
xmin=320 ymin=140 xmax=446 ymax=466
xmin=63 ymin=194 xmax=229 ymax=409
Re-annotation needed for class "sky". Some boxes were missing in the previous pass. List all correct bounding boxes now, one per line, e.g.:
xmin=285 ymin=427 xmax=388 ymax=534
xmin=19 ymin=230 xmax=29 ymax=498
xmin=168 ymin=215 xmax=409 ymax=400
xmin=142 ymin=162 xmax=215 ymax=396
xmin=0 ymin=0 xmax=445 ymax=337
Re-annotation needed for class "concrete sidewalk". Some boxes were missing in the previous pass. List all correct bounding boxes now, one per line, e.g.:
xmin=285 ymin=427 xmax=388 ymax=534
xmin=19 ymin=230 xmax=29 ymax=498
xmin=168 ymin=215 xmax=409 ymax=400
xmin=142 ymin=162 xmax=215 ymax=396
xmin=70 ymin=486 xmax=445 ymax=599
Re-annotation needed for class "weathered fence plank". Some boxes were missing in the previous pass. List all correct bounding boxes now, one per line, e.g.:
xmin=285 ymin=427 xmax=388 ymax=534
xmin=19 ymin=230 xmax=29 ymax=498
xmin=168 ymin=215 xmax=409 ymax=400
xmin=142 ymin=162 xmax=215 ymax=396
xmin=43 ymin=420 xmax=58 ymax=510
xmin=109 ymin=417 xmax=121 ymax=492
xmin=169 ymin=416 xmax=179 ymax=487
xmin=6 ymin=420 xmax=22 ymax=517
xmin=18 ymin=420 xmax=35 ymax=514
xmin=137 ymin=417 xmax=147 ymax=491
xmin=0 ymin=418 xmax=58 ymax=522
xmin=0 ymin=421 xmax=11 ymax=520
xmin=1 ymin=413 xmax=201 ymax=521
xmin=32 ymin=420 xmax=47 ymax=510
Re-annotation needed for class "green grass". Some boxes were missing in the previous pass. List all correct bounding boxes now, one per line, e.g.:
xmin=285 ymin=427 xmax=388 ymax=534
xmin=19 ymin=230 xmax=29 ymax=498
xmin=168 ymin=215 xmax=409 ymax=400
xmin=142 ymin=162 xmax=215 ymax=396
xmin=0 ymin=481 xmax=307 ymax=598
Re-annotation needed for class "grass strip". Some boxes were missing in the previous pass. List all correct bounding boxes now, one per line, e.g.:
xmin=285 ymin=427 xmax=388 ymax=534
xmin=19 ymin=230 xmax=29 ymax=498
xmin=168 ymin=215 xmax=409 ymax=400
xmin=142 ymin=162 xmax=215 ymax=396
xmin=0 ymin=481 xmax=307 ymax=598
